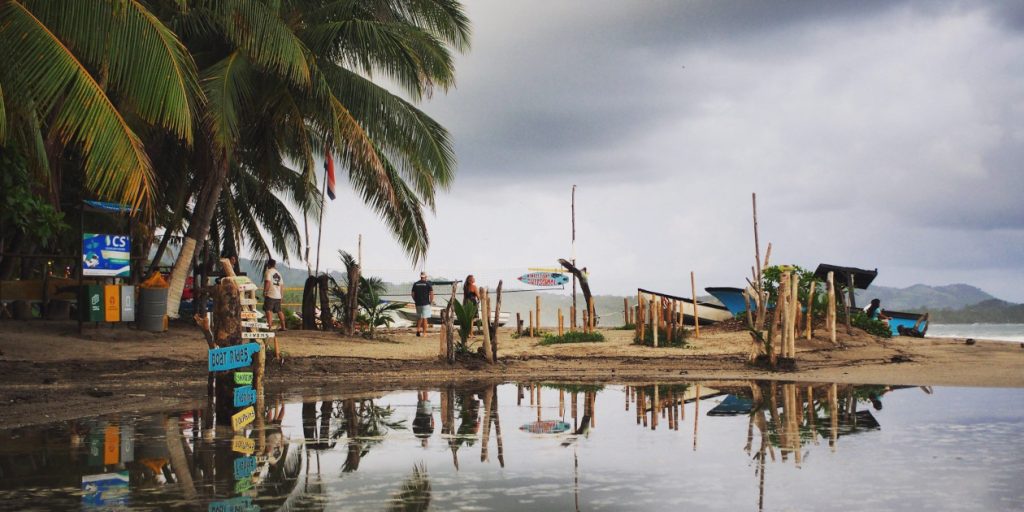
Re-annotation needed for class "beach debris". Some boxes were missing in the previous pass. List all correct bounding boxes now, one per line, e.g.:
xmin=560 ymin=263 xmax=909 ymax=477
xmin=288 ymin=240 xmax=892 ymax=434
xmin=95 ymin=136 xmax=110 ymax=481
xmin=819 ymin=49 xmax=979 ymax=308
xmin=890 ymin=354 xmax=912 ymax=363
xmin=86 ymin=388 xmax=113 ymax=398
xmin=965 ymin=338 xmax=976 ymax=345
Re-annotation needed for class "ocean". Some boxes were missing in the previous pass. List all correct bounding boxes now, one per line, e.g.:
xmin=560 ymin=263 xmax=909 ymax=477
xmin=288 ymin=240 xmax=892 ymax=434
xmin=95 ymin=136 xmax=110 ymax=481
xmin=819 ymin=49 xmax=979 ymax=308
xmin=927 ymin=323 xmax=1024 ymax=343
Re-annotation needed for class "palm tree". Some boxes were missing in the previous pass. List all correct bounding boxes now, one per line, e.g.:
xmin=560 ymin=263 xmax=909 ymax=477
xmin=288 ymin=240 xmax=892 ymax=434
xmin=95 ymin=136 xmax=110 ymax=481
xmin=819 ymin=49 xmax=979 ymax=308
xmin=0 ymin=0 xmax=199 ymax=212
xmin=163 ymin=0 xmax=470 ymax=318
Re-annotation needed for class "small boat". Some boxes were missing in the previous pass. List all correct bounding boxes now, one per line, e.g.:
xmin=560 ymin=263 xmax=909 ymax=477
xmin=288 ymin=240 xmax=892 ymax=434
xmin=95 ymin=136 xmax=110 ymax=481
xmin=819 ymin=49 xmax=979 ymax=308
xmin=850 ymin=307 xmax=929 ymax=337
xmin=704 ymin=286 xmax=755 ymax=316
xmin=637 ymin=288 xmax=733 ymax=324
xmin=706 ymin=394 xmax=754 ymax=416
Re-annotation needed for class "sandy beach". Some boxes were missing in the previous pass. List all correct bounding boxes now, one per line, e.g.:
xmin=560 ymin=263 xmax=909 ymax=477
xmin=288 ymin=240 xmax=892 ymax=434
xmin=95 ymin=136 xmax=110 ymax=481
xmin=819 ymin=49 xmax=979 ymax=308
xmin=1 ymin=320 xmax=1021 ymax=429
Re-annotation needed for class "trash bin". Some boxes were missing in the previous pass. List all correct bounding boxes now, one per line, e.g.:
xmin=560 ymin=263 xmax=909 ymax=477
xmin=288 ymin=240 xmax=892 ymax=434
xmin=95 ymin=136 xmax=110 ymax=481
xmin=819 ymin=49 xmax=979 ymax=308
xmin=120 ymin=286 xmax=135 ymax=322
xmin=138 ymin=287 xmax=168 ymax=332
xmin=80 ymin=285 xmax=104 ymax=322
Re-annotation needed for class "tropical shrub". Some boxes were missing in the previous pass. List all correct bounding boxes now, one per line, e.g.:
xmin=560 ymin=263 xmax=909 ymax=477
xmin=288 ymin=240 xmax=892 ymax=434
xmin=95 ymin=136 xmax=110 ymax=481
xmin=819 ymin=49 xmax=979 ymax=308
xmin=851 ymin=312 xmax=892 ymax=338
xmin=539 ymin=331 xmax=605 ymax=345
xmin=450 ymin=298 xmax=477 ymax=354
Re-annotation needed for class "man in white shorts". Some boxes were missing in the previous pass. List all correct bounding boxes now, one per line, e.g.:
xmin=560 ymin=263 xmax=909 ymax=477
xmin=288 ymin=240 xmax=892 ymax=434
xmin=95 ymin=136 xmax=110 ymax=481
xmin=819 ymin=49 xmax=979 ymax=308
xmin=410 ymin=272 xmax=434 ymax=337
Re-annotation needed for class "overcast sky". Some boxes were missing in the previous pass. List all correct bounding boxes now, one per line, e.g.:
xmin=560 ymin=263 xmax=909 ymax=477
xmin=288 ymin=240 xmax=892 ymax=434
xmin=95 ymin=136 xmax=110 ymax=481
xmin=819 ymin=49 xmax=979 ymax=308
xmin=298 ymin=0 xmax=1024 ymax=302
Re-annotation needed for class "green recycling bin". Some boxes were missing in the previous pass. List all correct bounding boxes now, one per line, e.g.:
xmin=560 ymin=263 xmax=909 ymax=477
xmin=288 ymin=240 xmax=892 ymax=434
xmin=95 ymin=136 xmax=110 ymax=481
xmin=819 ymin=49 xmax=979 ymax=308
xmin=80 ymin=285 xmax=103 ymax=322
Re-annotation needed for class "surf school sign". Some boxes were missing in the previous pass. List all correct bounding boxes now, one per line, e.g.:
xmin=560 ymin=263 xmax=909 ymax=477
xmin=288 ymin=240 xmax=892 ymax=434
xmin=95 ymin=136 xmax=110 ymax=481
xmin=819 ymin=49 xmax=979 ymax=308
xmin=82 ymin=234 xmax=131 ymax=277
xmin=517 ymin=272 xmax=569 ymax=287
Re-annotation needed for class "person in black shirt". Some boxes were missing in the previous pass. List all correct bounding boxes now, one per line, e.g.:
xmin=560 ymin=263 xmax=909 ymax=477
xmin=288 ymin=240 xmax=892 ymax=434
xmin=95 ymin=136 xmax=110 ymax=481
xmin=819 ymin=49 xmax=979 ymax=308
xmin=411 ymin=272 xmax=434 ymax=337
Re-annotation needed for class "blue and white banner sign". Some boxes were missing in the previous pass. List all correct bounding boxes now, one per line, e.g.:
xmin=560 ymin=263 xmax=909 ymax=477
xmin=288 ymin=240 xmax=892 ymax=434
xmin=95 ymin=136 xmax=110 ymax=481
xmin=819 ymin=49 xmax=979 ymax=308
xmin=82 ymin=234 xmax=131 ymax=277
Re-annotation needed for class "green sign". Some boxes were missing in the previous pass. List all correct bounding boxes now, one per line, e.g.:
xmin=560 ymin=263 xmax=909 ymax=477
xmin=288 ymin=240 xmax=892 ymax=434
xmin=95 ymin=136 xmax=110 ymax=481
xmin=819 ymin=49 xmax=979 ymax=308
xmin=235 ymin=372 xmax=253 ymax=385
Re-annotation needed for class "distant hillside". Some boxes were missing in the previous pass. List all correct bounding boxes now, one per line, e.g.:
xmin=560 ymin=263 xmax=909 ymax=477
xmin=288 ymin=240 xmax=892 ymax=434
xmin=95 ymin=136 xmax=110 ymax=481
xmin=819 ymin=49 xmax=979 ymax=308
xmin=927 ymin=299 xmax=1024 ymax=324
xmin=239 ymin=258 xmax=344 ymax=286
xmin=855 ymin=284 xmax=995 ymax=311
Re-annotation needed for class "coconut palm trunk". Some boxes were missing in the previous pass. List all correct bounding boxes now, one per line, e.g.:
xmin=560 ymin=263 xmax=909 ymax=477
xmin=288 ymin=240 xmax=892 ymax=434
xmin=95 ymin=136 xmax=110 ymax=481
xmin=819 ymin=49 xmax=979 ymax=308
xmin=166 ymin=158 xmax=228 ymax=318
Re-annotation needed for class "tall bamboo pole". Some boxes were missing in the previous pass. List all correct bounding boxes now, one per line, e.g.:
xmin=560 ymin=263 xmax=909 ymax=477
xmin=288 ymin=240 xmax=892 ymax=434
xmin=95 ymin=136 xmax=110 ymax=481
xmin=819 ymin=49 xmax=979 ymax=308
xmin=652 ymin=295 xmax=659 ymax=347
xmin=481 ymin=288 xmax=493 ymax=363
xmin=529 ymin=310 xmax=534 ymax=337
xmin=827 ymin=271 xmax=836 ymax=344
xmin=536 ymin=295 xmax=541 ymax=331
xmin=690 ymin=271 xmax=700 ymax=338
xmin=790 ymin=273 xmax=800 ymax=358
xmin=806 ymin=281 xmax=816 ymax=339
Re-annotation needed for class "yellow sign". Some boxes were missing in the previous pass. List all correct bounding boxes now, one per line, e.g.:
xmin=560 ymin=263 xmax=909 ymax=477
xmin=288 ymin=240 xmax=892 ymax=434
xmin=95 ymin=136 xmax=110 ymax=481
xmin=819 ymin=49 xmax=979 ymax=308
xmin=240 ymin=311 xmax=259 ymax=319
xmin=103 ymin=285 xmax=120 ymax=322
xmin=232 ymin=436 xmax=255 ymax=455
xmin=231 ymin=406 xmax=256 ymax=431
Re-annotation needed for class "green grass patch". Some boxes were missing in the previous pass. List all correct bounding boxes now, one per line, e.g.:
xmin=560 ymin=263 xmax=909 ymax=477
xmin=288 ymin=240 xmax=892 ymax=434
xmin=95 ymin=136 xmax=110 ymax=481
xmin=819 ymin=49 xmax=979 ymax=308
xmin=851 ymin=312 xmax=892 ymax=338
xmin=538 ymin=331 xmax=606 ymax=345
xmin=614 ymin=323 xmax=636 ymax=330
xmin=633 ymin=326 xmax=689 ymax=348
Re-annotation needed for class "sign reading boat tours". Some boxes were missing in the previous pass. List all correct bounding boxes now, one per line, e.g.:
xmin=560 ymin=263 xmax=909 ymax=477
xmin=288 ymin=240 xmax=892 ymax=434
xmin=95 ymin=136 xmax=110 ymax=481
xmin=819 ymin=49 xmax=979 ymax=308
xmin=208 ymin=343 xmax=261 ymax=372
xmin=82 ymin=234 xmax=131 ymax=277
xmin=517 ymin=272 xmax=569 ymax=287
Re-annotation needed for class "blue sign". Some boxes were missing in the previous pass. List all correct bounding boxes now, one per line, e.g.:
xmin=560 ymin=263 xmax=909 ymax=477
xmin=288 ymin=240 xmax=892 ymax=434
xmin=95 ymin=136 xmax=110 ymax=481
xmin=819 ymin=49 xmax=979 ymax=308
xmin=82 ymin=233 xmax=131 ymax=277
xmin=234 ymin=456 xmax=257 ymax=479
xmin=208 ymin=343 xmax=261 ymax=372
xmin=233 ymin=385 xmax=257 ymax=407
xmin=209 ymin=496 xmax=259 ymax=512
xmin=82 ymin=471 xmax=130 ymax=509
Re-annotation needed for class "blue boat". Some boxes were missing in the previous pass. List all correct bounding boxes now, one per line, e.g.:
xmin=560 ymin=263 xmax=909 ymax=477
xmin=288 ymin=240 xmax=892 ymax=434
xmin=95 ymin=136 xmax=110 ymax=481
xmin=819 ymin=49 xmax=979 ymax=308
xmin=704 ymin=287 xmax=750 ymax=316
xmin=860 ymin=308 xmax=929 ymax=337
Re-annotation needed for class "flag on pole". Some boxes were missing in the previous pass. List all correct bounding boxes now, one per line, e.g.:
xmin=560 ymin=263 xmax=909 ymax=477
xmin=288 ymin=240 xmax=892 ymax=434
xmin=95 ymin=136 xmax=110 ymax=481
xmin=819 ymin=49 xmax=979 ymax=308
xmin=325 ymin=150 xmax=336 ymax=200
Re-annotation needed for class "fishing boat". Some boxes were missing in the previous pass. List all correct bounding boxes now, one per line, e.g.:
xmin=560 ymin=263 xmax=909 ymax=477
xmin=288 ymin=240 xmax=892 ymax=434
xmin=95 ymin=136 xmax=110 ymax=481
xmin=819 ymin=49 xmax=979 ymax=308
xmin=637 ymin=288 xmax=733 ymax=324
xmin=704 ymin=286 xmax=755 ymax=316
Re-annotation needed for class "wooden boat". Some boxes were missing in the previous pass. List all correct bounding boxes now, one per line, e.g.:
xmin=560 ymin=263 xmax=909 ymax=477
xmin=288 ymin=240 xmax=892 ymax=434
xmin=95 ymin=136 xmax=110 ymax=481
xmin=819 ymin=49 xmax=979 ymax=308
xmin=637 ymin=288 xmax=733 ymax=324
xmin=850 ymin=307 xmax=929 ymax=337
xmin=704 ymin=286 xmax=754 ymax=316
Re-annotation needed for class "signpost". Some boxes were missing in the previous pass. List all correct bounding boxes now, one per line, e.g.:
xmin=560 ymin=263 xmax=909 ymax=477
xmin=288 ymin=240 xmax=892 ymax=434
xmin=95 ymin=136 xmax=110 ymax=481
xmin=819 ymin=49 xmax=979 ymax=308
xmin=233 ymin=385 xmax=257 ymax=407
xmin=231 ymin=406 xmax=256 ymax=431
xmin=208 ymin=343 xmax=261 ymax=372
xmin=241 ymin=331 xmax=274 ymax=339
xmin=231 ymin=436 xmax=255 ymax=455
xmin=233 ymin=456 xmax=257 ymax=479
xmin=234 ymin=372 xmax=253 ymax=385
xmin=82 ymin=233 xmax=131 ymax=278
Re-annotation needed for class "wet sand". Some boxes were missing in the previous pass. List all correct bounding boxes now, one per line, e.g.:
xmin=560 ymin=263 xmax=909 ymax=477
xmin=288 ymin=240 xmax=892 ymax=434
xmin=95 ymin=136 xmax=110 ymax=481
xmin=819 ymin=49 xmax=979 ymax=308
xmin=0 ymin=320 xmax=1021 ymax=428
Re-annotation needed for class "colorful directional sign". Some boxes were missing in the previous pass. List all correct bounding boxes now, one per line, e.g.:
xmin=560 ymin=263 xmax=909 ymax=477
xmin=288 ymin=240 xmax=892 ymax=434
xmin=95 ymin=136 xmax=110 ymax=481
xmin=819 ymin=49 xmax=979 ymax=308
xmin=240 ymin=321 xmax=268 ymax=329
xmin=237 ymin=283 xmax=257 ymax=292
xmin=231 ymin=436 xmax=255 ymax=455
xmin=234 ymin=476 xmax=253 ymax=493
xmin=208 ymin=343 xmax=261 ymax=372
xmin=517 ymin=272 xmax=570 ymax=287
xmin=239 ymin=298 xmax=257 ymax=306
xmin=234 ymin=372 xmax=253 ymax=385
xmin=234 ymin=456 xmax=257 ymax=479
xmin=240 ymin=311 xmax=259 ymax=319
xmin=241 ymin=331 xmax=274 ymax=339
xmin=233 ymin=385 xmax=257 ymax=407
xmin=231 ymin=406 xmax=256 ymax=431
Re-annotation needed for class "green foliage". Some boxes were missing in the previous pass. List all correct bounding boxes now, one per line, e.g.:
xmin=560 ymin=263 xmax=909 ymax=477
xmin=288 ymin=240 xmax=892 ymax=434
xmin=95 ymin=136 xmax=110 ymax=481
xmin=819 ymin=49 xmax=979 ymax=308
xmin=284 ymin=309 xmax=302 ymax=330
xmin=539 ymin=331 xmax=605 ymax=345
xmin=357 ymin=277 xmax=404 ymax=339
xmin=851 ymin=312 xmax=892 ymax=338
xmin=451 ymin=298 xmax=477 ymax=354
xmin=0 ymin=150 xmax=66 ymax=244
xmin=634 ymin=326 xmax=689 ymax=348
xmin=761 ymin=265 xmax=828 ymax=319
xmin=614 ymin=323 xmax=636 ymax=330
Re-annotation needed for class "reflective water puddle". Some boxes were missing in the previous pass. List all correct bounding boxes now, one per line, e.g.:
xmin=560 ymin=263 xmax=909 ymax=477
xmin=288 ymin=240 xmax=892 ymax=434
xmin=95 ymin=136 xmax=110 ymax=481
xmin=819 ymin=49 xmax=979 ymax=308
xmin=1 ymin=382 xmax=1022 ymax=511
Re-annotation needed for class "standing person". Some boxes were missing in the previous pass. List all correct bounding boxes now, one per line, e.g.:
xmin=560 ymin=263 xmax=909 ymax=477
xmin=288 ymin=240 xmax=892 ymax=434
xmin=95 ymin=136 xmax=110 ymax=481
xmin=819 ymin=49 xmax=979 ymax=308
xmin=463 ymin=275 xmax=479 ymax=305
xmin=411 ymin=272 xmax=434 ymax=337
xmin=264 ymin=259 xmax=287 ymax=330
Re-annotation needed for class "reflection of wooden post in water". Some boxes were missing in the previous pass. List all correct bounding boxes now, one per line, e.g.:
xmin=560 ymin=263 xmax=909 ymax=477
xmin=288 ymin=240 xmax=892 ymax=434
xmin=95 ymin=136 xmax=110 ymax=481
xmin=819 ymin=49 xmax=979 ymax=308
xmin=560 ymin=389 xmax=565 ymax=417
xmin=693 ymin=384 xmax=701 ymax=450
xmin=481 ymin=387 xmax=493 ymax=462
xmin=652 ymin=385 xmax=659 ymax=430
xmin=667 ymin=389 xmax=675 ymax=431
xmin=537 ymin=386 xmax=542 ymax=422
xmin=636 ymin=388 xmax=644 ymax=426
xmin=586 ymin=391 xmax=596 ymax=428
xmin=625 ymin=386 xmax=630 ymax=411
xmin=571 ymin=392 xmax=578 ymax=424
xmin=442 ymin=386 xmax=459 ymax=469
xmin=574 ymin=448 xmax=581 ymax=512
xmin=807 ymin=386 xmax=818 ymax=445
xmin=517 ymin=384 xmax=523 ymax=406
xmin=828 ymin=383 xmax=838 ymax=451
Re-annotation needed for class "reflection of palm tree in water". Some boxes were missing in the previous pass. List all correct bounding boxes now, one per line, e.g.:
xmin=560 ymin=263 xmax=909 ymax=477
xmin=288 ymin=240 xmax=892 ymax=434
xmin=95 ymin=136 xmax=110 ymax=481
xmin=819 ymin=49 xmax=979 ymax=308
xmin=328 ymin=399 xmax=406 ymax=472
xmin=387 ymin=463 xmax=431 ymax=512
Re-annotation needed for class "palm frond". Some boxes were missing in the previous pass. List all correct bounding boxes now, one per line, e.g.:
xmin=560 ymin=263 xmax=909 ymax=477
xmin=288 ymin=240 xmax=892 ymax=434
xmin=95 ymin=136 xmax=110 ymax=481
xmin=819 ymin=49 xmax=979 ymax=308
xmin=201 ymin=51 xmax=255 ymax=155
xmin=0 ymin=0 xmax=153 ymax=210
xmin=25 ymin=0 xmax=201 ymax=144
xmin=0 ymin=81 xmax=7 ymax=143
xmin=348 ymin=144 xmax=429 ymax=263
xmin=210 ymin=0 xmax=311 ymax=88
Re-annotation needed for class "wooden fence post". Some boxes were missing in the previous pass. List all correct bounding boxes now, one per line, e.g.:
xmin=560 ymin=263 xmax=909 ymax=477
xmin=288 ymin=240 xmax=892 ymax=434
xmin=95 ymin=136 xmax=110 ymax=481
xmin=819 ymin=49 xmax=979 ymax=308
xmin=806 ymin=281 xmax=816 ymax=339
xmin=623 ymin=297 xmax=629 ymax=327
xmin=490 ymin=280 xmax=503 ymax=361
xmin=529 ymin=310 xmax=534 ymax=337
xmin=827 ymin=271 xmax=836 ymax=344
xmin=690 ymin=271 xmax=700 ymax=338
xmin=535 ymin=296 xmax=541 ymax=332
xmin=481 ymin=288 xmax=493 ymax=363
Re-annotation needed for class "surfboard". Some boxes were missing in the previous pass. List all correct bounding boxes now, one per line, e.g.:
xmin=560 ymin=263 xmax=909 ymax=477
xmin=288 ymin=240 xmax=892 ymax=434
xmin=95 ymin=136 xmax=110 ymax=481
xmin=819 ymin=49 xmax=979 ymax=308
xmin=517 ymin=272 xmax=569 ymax=287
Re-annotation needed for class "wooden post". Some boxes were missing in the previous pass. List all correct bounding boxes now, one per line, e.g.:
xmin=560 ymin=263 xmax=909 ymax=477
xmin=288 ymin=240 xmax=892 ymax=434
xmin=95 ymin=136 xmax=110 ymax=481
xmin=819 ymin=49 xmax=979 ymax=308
xmin=778 ymin=272 xmax=789 ymax=358
xmin=445 ymin=287 xmax=456 ymax=363
xmin=806 ymin=281 xmax=816 ymax=339
xmin=588 ymin=297 xmax=595 ymax=332
xmin=668 ymin=300 xmax=675 ymax=345
xmin=558 ymin=308 xmax=564 ymax=336
xmin=535 ymin=296 xmax=541 ymax=332
xmin=652 ymin=295 xmax=659 ymax=347
xmin=690 ymin=271 xmax=700 ymax=338
xmin=790 ymin=273 xmax=800 ymax=358
xmin=481 ymin=288 xmax=493 ymax=363
xmin=846 ymin=273 xmax=855 ymax=334
xmin=623 ymin=298 xmax=629 ymax=327
xmin=516 ymin=313 xmax=522 ymax=336
xmin=491 ymin=280 xmax=503 ymax=361
xmin=827 ymin=271 xmax=836 ymax=344
xmin=529 ymin=310 xmax=534 ymax=337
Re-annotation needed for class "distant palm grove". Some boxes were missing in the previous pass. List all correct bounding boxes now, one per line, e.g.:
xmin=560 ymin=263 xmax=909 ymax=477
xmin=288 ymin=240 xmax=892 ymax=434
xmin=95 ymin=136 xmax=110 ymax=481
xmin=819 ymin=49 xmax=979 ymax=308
xmin=0 ymin=0 xmax=469 ymax=317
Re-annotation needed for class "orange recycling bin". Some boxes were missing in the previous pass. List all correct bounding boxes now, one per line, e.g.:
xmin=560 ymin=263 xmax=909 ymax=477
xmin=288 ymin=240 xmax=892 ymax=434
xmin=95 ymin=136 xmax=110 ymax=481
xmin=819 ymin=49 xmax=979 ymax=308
xmin=103 ymin=285 xmax=120 ymax=322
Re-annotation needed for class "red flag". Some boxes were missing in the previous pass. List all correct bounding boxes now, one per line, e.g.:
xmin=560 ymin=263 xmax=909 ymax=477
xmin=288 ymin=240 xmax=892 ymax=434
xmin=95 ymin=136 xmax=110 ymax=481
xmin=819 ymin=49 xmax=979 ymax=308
xmin=325 ymin=150 xmax=336 ymax=200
